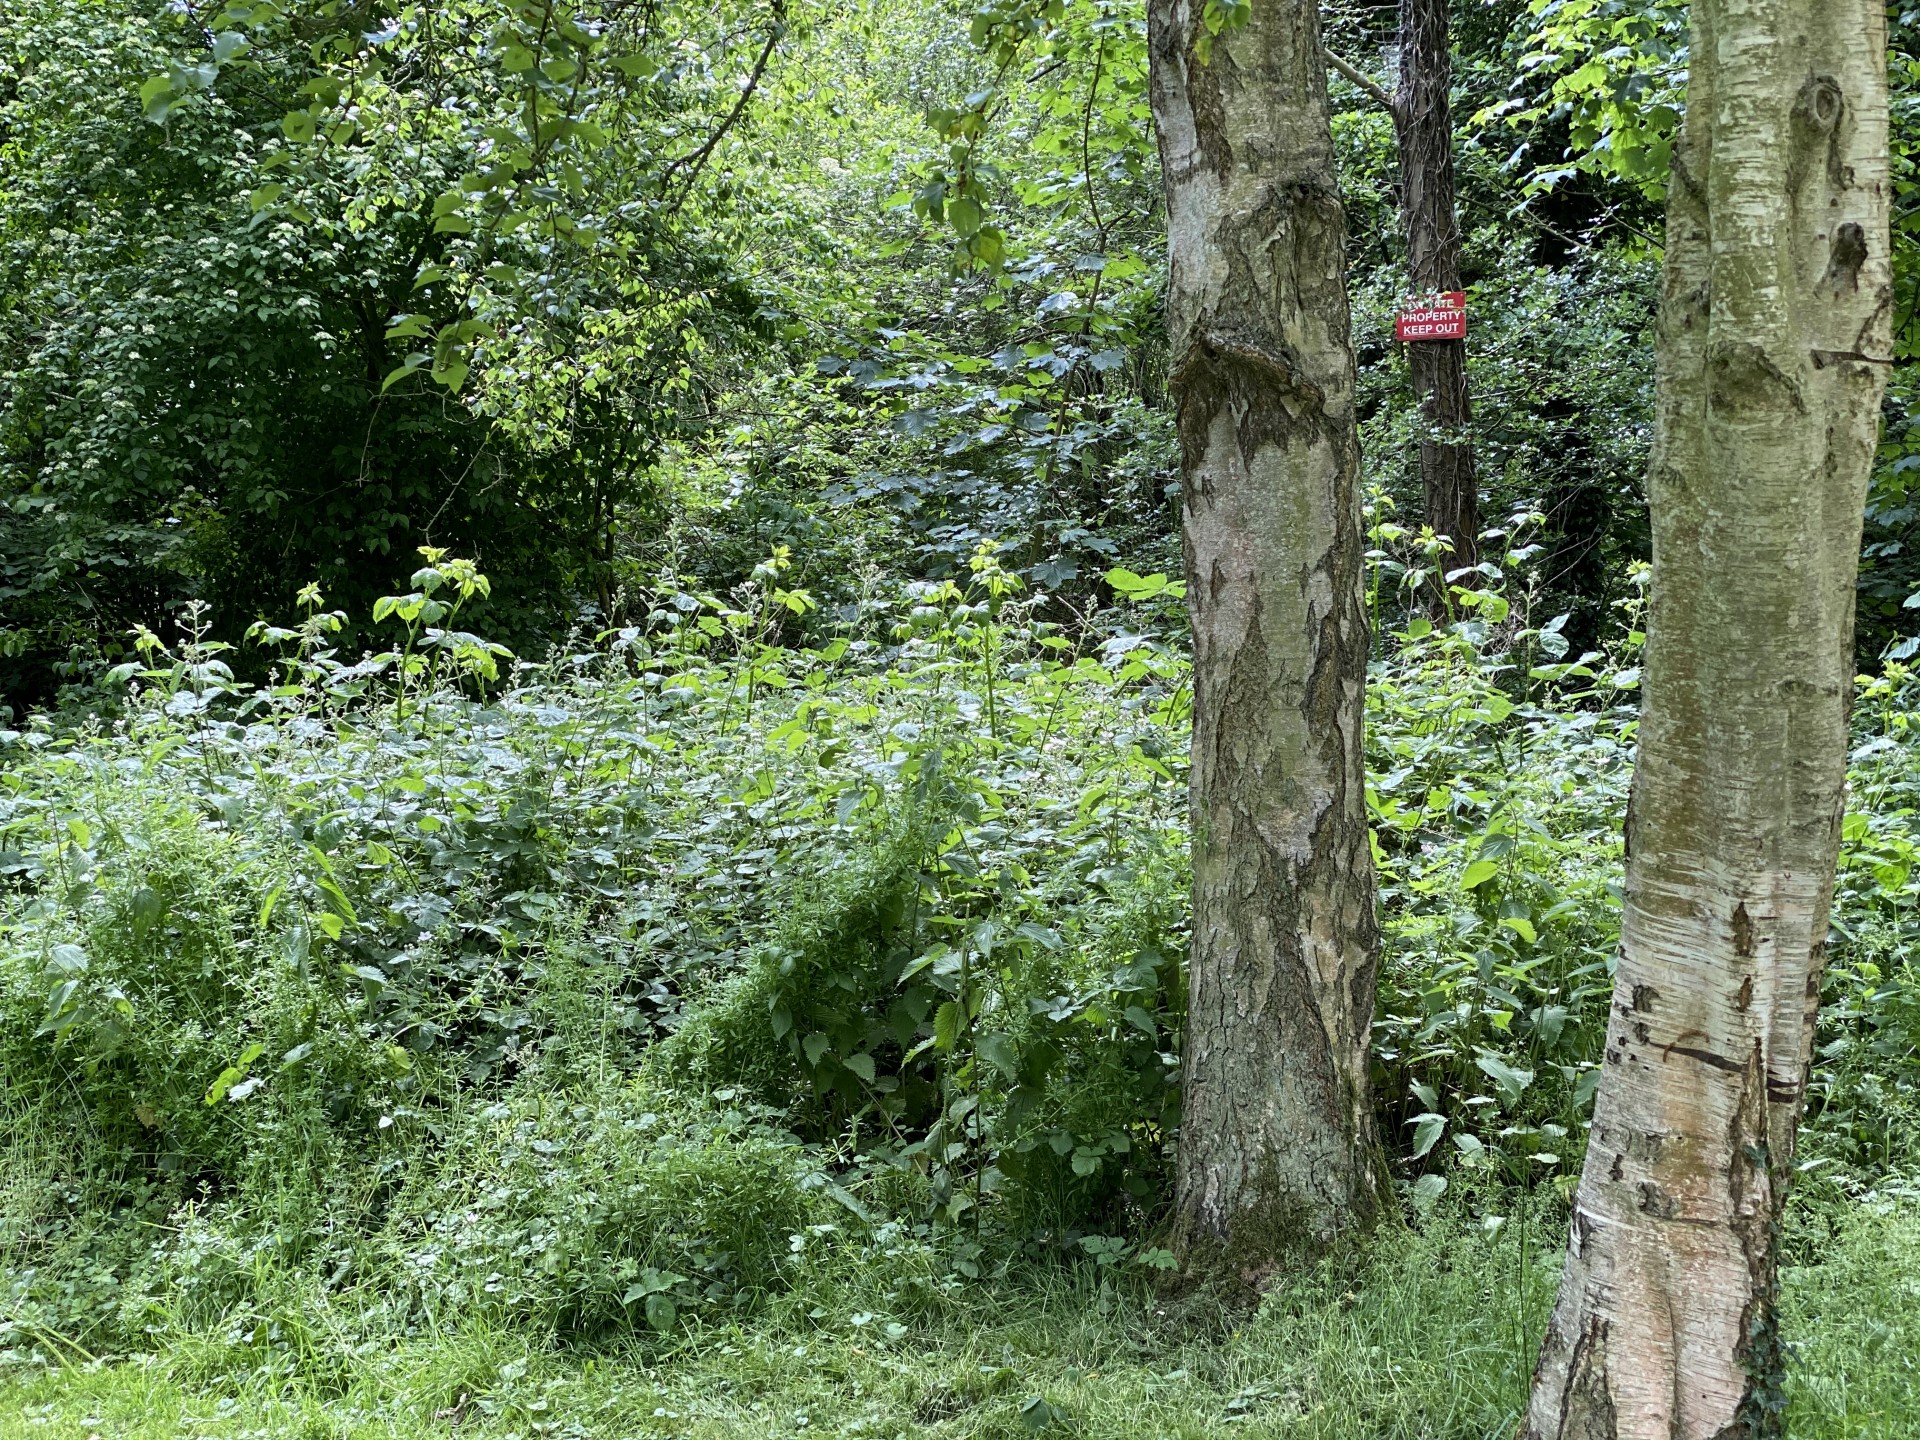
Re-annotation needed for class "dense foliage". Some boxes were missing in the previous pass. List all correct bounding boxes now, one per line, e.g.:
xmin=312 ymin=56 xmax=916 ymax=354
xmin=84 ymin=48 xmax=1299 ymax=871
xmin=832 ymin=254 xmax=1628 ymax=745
xmin=4 ymin=1 xmax=1920 ymax=1435
xmin=0 ymin=0 xmax=780 ymax=697
xmin=4 ymin=536 xmax=1916 ymax=1356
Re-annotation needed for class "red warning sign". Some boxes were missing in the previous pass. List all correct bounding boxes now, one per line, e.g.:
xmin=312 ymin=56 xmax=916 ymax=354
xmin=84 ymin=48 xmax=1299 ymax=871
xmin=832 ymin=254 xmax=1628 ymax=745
xmin=1395 ymin=291 xmax=1467 ymax=342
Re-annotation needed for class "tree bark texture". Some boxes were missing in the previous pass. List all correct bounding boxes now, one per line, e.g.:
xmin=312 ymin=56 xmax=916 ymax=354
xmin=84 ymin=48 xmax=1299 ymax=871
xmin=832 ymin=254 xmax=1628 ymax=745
xmin=1524 ymin=4 xmax=1893 ymax=1437
xmin=1147 ymin=0 xmax=1385 ymax=1263
xmin=1394 ymin=0 xmax=1477 ymax=568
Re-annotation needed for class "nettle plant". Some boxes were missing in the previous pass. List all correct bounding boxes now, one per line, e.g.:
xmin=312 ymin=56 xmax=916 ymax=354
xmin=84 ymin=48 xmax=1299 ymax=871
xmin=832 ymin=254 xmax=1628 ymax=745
xmin=7 ymin=521 xmax=1912 ymax=1330
xmin=1363 ymin=506 xmax=1645 ymax=1212
xmin=367 ymin=549 xmax=514 ymax=716
xmin=0 ymin=534 xmax=1209 ymax=1345
xmin=651 ymin=541 xmax=1193 ymax=1247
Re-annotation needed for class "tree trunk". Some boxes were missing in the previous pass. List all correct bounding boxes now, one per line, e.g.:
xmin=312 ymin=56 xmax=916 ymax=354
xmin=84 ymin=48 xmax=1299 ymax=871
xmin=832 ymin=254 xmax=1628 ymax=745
xmin=1524 ymin=4 xmax=1892 ymax=1437
xmin=1394 ymin=0 xmax=1478 ymax=571
xmin=1147 ymin=0 xmax=1386 ymax=1267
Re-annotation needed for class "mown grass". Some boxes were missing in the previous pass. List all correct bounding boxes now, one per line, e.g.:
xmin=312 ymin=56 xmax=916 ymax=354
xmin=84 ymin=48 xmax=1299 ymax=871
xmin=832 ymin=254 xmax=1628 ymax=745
xmin=4 ymin=1200 xmax=1915 ymax=1439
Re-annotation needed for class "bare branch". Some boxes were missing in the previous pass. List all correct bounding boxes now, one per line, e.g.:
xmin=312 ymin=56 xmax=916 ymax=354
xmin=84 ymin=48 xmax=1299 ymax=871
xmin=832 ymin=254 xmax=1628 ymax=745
xmin=660 ymin=1 xmax=788 ymax=215
xmin=1323 ymin=45 xmax=1395 ymax=115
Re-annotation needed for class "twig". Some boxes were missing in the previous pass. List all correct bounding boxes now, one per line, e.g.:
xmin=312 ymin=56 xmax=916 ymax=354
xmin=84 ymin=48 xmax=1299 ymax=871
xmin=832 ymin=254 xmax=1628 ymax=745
xmin=1323 ymin=44 xmax=1396 ymax=115
xmin=660 ymin=1 xmax=788 ymax=215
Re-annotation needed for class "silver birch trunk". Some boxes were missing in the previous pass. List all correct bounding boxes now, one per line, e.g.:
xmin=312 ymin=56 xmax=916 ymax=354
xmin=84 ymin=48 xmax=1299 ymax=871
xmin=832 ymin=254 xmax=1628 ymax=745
xmin=1147 ymin=0 xmax=1386 ymax=1265
xmin=1525 ymin=3 xmax=1893 ymax=1436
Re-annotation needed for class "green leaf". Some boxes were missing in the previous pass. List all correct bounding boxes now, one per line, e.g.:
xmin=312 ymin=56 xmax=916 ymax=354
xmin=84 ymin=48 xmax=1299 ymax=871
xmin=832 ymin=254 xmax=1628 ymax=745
xmin=248 ymin=183 xmax=284 ymax=212
xmin=1411 ymin=1173 xmax=1447 ymax=1214
xmin=1020 ymin=1396 xmax=1069 ymax=1432
xmin=644 ymin=1293 xmax=677 ymax=1331
xmin=282 ymin=110 xmax=316 ymax=143
xmin=1410 ymin=1112 xmax=1446 ymax=1158
xmin=48 ymin=944 xmax=89 ymax=976
xmin=1499 ymin=915 xmax=1538 ymax=945
xmin=204 ymin=1041 xmax=266 ymax=1105
xmin=802 ymin=1031 xmax=831 ymax=1067
xmin=382 ymin=356 xmax=429 ymax=392
xmin=933 ymin=1000 xmax=963 ymax=1052
xmin=843 ymin=1052 xmax=876 ymax=1083
xmin=975 ymin=1030 xmax=1018 ymax=1079
xmin=128 ymin=885 xmax=163 ymax=936
xmin=139 ymin=75 xmax=177 ymax=124
xmin=1461 ymin=859 xmax=1500 ymax=890
xmin=314 ymin=874 xmax=358 ymax=923
xmin=966 ymin=226 xmax=1006 ymax=268
xmin=622 ymin=1267 xmax=684 ymax=1302
xmin=384 ymin=314 xmax=432 ymax=342
xmin=1475 ymin=1053 xmax=1535 ymax=1107
xmin=430 ymin=359 xmax=470 ymax=392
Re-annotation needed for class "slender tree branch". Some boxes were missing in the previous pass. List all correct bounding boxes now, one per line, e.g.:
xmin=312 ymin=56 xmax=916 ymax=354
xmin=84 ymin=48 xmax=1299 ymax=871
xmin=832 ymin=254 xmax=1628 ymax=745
xmin=660 ymin=1 xmax=788 ymax=215
xmin=1323 ymin=45 xmax=1396 ymax=115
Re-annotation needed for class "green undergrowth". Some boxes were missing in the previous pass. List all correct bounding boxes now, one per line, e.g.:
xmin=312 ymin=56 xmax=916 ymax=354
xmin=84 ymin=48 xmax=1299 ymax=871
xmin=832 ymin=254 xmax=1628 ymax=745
xmin=1 ymin=1202 xmax=1915 ymax=1439
xmin=3 ymin=532 xmax=1919 ymax=1425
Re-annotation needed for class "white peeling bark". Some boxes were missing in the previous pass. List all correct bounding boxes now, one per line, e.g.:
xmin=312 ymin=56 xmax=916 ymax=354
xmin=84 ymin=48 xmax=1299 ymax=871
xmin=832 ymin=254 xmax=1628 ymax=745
xmin=1524 ymin=4 xmax=1893 ymax=1437
xmin=1148 ymin=0 xmax=1385 ymax=1264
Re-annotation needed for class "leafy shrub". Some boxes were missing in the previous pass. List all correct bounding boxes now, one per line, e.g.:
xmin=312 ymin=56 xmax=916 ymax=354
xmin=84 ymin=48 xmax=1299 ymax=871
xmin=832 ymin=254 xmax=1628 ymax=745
xmin=1802 ymin=662 xmax=1920 ymax=1193
xmin=1362 ymin=522 xmax=1642 ymax=1205
xmin=652 ymin=557 xmax=1189 ymax=1236
xmin=4 ymin=532 xmax=1919 ymax=1358
xmin=0 ymin=547 xmax=1189 ymax=1345
xmin=392 ymin=1088 xmax=823 ymax=1339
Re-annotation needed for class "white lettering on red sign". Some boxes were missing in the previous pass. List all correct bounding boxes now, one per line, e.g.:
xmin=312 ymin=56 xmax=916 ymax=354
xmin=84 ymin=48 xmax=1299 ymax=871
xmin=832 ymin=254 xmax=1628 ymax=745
xmin=1394 ymin=290 xmax=1466 ymax=343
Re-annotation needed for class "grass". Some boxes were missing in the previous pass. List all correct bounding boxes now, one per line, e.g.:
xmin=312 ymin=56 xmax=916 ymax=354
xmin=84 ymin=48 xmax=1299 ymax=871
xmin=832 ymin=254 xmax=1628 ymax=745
xmin=4 ymin=1200 xmax=1916 ymax=1439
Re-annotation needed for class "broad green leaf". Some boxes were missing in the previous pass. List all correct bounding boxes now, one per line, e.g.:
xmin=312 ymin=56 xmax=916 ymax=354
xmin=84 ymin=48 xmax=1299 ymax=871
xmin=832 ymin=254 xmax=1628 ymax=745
xmin=139 ymin=75 xmax=177 ymax=124
xmin=1410 ymin=1112 xmax=1446 ymax=1158
xmin=204 ymin=1042 xmax=266 ymax=1105
xmin=975 ymin=1030 xmax=1018 ymax=1079
xmin=1475 ymin=1053 xmax=1535 ymax=1107
xmin=933 ymin=1000 xmax=963 ymax=1052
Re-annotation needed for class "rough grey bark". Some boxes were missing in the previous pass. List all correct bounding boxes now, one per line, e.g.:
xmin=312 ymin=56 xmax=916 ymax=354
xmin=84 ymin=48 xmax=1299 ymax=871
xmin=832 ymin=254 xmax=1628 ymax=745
xmin=1393 ymin=0 xmax=1477 ymax=570
xmin=1524 ymin=4 xmax=1893 ymax=1437
xmin=1147 ymin=0 xmax=1385 ymax=1265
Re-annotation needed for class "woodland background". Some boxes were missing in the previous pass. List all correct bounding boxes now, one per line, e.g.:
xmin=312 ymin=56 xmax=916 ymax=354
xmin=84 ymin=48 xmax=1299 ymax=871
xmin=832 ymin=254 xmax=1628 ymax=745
xmin=1 ymin=2 xmax=1918 ymax=1437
